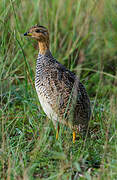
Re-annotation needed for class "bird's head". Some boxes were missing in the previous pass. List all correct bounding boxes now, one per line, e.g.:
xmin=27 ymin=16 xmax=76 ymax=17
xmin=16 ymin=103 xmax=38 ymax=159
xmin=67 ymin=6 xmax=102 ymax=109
xmin=24 ymin=25 xmax=49 ymax=42
xmin=24 ymin=25 xmax=50 ymax=54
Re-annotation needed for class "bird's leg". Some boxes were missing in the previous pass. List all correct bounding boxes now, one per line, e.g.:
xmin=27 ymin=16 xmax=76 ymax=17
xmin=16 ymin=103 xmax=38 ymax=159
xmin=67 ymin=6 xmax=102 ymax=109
xmin=73 ymin=126 xmax=79 ymax=143
xmin=56 ymin=123 xmax=60 ymax=140
xmin=73 ymin=130 xmax=76 ymax=143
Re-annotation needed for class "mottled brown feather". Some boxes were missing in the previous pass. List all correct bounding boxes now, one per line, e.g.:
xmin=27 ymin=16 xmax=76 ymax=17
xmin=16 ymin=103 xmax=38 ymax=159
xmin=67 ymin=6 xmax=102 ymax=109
xmin=24 ymin=25 xmax=91 ymax=134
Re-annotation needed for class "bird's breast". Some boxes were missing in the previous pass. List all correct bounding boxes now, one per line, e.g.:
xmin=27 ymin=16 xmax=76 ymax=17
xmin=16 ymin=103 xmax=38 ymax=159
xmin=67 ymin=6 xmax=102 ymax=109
xmin=35 ymin=85 xmax=59 ymax=125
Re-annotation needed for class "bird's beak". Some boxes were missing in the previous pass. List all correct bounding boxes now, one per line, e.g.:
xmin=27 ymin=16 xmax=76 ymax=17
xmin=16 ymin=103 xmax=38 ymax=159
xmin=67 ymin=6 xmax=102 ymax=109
xmin=24 ymin=32 xmax=32 ymax=36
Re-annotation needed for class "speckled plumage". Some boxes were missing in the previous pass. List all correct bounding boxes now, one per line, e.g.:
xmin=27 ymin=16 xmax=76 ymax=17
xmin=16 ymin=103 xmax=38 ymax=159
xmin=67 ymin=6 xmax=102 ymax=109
xmin=24 ymin=25 xmax=91 ymax=136
xmin=35 ymin=50 xmax=91 ymax=132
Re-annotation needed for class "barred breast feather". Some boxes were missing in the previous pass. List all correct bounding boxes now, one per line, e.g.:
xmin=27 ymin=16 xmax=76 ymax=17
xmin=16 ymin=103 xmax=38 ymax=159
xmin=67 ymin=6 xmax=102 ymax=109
xmin=35 ymin=50 xmax=91 ymax=130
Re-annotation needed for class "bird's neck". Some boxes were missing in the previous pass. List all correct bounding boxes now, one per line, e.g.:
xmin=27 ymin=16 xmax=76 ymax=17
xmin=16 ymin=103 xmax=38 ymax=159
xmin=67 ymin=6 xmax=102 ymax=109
xmin=38 ymin=41 xmax=49 ymax=55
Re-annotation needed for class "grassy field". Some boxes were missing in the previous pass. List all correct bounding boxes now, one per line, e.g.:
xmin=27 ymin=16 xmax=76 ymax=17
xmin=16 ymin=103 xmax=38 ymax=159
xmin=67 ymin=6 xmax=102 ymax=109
xmin=0 ymin=0 xmax=117 ymax=179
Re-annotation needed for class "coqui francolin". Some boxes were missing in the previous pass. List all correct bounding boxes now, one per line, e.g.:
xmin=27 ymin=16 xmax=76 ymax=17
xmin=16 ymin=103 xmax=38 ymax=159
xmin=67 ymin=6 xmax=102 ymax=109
xmin=24 ymin=25 xmax=91 ymax=143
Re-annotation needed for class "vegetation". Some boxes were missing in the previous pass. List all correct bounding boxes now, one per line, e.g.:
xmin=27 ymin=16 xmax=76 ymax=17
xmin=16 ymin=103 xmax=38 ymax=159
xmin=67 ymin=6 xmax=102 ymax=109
xmin=0 ymin=0 xmax=117 ymax=179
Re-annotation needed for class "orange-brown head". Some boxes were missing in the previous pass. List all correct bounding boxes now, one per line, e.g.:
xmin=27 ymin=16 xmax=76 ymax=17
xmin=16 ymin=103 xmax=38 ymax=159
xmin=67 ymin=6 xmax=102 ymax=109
xmin=24 ymin=25 xmax=49 ymax=54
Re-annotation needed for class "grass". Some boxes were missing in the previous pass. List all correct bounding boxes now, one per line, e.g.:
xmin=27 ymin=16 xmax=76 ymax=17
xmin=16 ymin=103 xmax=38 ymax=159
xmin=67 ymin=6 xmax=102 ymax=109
xmin=0 ymin=0 xmax=117 ymax=179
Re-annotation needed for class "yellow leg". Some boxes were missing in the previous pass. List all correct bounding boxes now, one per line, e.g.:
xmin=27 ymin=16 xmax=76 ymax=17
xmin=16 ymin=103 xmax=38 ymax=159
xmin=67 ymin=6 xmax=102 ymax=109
xmin=73 ymin=131 xmax=76 ymax=143
xmin=56 ymin=124 xmax=59 ymax=140
xmin=56 ymin=129 xmax=59 ymax=140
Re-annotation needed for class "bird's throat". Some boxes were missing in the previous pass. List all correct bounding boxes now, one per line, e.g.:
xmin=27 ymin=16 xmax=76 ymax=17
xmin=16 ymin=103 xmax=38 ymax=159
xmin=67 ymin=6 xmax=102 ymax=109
xmin=38 ymin=41 xmax=49 ymax=55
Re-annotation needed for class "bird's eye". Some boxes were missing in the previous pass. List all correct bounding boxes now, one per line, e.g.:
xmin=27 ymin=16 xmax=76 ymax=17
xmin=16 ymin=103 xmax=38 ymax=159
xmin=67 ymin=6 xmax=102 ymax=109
xmin=35 ymin=29 xmax=41 ymax=33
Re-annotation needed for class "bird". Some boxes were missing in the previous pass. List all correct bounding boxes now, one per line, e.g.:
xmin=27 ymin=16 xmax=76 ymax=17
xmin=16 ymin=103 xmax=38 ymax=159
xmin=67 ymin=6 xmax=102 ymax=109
xmin=24 ymin=25 xmax=91 ymax=143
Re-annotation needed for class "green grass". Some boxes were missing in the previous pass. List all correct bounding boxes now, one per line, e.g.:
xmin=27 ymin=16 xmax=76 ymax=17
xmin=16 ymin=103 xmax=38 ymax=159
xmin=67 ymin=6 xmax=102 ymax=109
xmin=0 ymin=0 xmax=117 ymax=179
